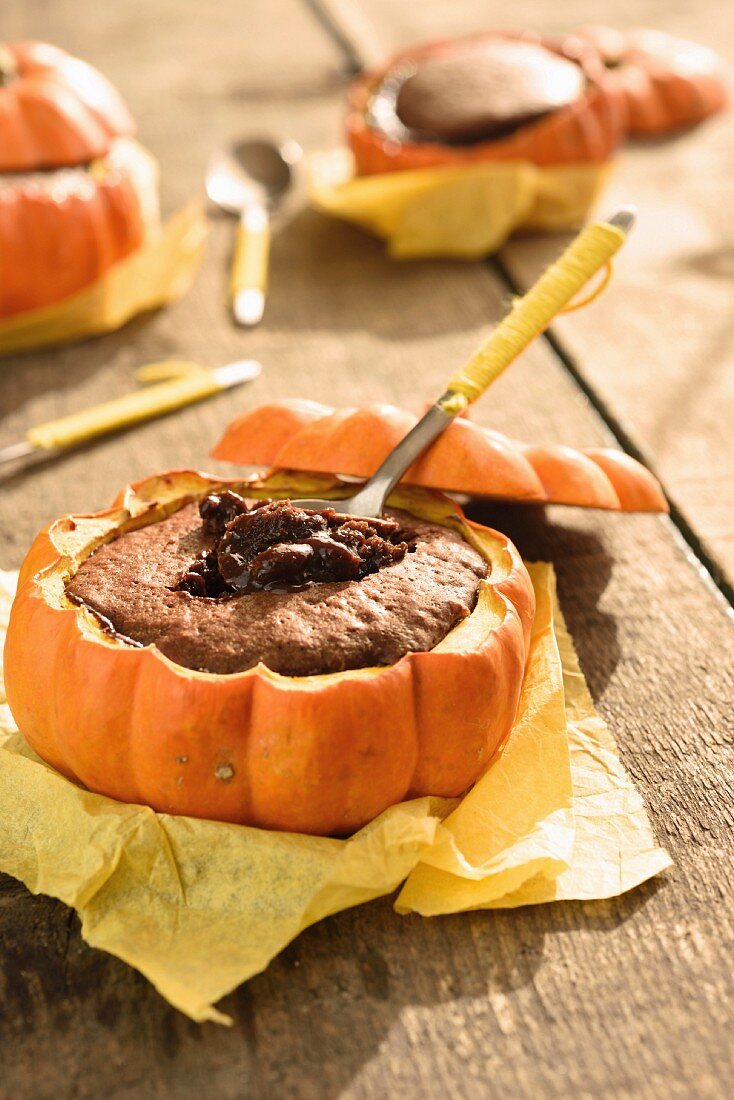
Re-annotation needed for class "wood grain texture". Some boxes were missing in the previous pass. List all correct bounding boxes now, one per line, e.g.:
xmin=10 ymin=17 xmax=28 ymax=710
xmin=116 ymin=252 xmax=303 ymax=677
xmin=340 ymin=0 xmax=734 ymax=587
xmin=498 ymin=0 xmax=734 ymax=585
xmin=1 ymin=2 xmax=733 ymax=1098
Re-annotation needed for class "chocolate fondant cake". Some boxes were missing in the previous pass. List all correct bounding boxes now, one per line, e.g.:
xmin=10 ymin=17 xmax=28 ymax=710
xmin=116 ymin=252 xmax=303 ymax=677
xmin=66 ymin=496 xmax=488 ymax=677
xmin=371 ymin=38 xmax=585 ymax=145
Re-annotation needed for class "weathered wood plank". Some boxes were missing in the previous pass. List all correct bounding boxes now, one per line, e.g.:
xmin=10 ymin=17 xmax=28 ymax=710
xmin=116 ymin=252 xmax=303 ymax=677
xmin=1 ymin=3 xmax=733 ymax=1099
xmin=502 ymin=122 xmax=734 ymax=589
xmin=336 ymin=0 xmax=734 ymax=587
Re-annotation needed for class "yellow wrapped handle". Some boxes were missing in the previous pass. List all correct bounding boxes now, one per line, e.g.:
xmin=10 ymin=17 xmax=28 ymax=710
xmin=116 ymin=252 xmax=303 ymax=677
xmin=230 ymin=204 xmax=270 ymax=326
xmin=27 ymin=362 xmax=219 ymax=451
xmin=443 ymin=220 xmax=627 ymax=412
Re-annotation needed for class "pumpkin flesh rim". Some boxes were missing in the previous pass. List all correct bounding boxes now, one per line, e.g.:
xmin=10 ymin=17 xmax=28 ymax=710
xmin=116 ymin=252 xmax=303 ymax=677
xmin=32 ymin=471 xmax=521 ymax=686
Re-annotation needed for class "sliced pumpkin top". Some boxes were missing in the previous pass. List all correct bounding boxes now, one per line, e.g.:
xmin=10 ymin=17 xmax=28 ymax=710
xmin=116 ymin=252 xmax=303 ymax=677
xmin=0 ymin=42 xmax=134 ymax=172
xmin=211 ymin=400 xmax=668 ymax=513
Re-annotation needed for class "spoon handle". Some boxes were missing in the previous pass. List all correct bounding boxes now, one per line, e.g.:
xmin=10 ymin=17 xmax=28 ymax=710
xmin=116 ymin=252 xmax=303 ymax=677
xmin=230 ymin=202 xmax=270 ymax=326
xmin=341 ymin=210 xmax=634 ymax=517
xmin=440 ymin=210 xmax=633 ymax=413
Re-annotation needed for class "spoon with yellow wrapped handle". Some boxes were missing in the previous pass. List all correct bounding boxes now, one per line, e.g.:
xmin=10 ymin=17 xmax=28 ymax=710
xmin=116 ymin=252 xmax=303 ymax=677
xmin=206 ymin=138 xmax=302 ymax=326
xmin=294 ymin=207 xmax=635 ymax=517
xmin=0 ymin=360 xmax=261 ymax=466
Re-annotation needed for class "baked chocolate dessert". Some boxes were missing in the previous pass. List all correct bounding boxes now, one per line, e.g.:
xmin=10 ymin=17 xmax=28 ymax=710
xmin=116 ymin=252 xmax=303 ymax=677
xmin=346 ymin=30 xmax=624 ymax=175
xmin=67 ymin=494 xmax=488 ymax=677
xmin=368 ymin=38 xmax=585 ymax=146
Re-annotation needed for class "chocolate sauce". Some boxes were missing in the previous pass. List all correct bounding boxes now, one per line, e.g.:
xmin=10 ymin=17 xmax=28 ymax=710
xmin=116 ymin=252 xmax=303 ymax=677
xmin=177 ymin=495 xmax=412 ymax=597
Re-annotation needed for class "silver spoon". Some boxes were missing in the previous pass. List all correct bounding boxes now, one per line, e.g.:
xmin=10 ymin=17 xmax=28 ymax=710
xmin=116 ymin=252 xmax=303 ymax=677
xmin=293 ymin=208 xmax=636 ymax=517
xmin=206 ymin=137 xmax=302 ymax=326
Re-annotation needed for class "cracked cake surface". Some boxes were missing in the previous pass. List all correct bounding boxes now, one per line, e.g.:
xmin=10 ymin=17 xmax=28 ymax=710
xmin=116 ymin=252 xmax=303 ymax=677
xmin=66 ymin=500 xmax=488 ymax=676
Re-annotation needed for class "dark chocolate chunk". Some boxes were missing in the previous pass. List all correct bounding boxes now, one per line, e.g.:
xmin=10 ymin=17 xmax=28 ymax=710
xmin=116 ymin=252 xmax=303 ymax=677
xmin=185 ymin=497 xmax=410 ymax=595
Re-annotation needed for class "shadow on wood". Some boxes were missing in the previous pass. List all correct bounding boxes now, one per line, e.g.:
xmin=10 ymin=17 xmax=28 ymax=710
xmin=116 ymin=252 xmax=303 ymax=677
xmin=469 ymin=501 xmax=619 ymax=703
xmin=0 ymin=867 xmax=661 ymax=1100
xmin=0 ymin=310 xmax=168 ymax=420
xmin=265 ymin=207 xmax=498 ymax=341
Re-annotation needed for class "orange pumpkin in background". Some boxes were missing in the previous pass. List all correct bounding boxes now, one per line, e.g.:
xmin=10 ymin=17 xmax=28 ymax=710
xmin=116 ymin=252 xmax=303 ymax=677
xmin=0 ymin=138 xmax=158 ymax=318
xmin=0 ymin=42 xmax=159 ymax=319
xmin=0 ymin=41 xmax=134 ymax=171
xmin=212 ymin=400 xmax=669 ymax=513
xmin=346 ymin=31 xmax=626 ymax=176
xmin=577 ymin=26 xmax=728 ymax=137
xmin=4 ymin=471 xmax=535 ymax=836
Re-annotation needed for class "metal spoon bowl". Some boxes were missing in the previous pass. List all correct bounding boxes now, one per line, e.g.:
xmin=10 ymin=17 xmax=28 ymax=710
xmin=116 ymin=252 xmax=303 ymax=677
xmin=206 ymin=138 xmax=301 ymax=213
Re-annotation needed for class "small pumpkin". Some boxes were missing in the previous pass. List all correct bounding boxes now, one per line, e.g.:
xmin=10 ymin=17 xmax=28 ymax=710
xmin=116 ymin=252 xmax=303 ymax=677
xmin=0 ymin=41 xmax=134 ymax=172
xmin=0 ymin=43 xmax=160 ymax=320
xmin=4 ymin=470 xmax=534 ymax=836
xmin=346 ymin=31 xmax=626 ymax=176
xmin=577 ymin=26 xmax=728 ymax=137
xmin=212 ymin=400 xmax=668 ymax=513
xmin=0 ymin=138 xmax=159 ymax=318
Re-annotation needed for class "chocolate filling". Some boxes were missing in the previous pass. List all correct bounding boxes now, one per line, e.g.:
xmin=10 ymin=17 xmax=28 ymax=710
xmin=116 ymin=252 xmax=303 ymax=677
xmin=368 ymin=39 xmax=585 ymax=146
xmin=66 ymin=498 xmax=487 ymax=676
xmin=176 ymin=493 xmax=412 ymax=596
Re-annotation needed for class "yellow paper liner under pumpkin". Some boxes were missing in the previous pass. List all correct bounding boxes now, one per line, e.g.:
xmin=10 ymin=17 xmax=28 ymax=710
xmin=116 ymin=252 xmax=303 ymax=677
xmin=0 ymin=524 xmax=670 ymax=1023
xmin=308 ymin=148 xmax=611 ymax=259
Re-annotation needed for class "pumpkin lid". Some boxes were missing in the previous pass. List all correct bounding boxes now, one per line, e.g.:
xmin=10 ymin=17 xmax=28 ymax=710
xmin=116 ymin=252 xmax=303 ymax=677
xmin=576 ymin=26 xmax=728 ymax=136
xmin=0 ymin=41 xmax=134 ymax=171
xmin=211 ymin=400 xmax=668 ymax=514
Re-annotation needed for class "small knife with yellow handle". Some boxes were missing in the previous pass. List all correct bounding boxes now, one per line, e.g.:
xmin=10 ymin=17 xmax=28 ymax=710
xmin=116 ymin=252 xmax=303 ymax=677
xmin=0 ymin=358 xmax=261 ymax=465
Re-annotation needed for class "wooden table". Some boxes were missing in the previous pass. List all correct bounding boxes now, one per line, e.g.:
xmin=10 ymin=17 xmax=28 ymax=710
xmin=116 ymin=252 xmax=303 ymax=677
xmin=2 ymin=3 xmax=733 ymax=1097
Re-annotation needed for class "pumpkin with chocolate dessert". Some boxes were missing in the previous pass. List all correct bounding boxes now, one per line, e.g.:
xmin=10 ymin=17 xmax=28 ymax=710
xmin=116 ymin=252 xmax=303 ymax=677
xmin=4 ymin=472 xmax=535 ymax=836
xmin=346 ymin=31 xmax=625 ymax=176
xmin=0 ymin=42 xmax=159 ymax=317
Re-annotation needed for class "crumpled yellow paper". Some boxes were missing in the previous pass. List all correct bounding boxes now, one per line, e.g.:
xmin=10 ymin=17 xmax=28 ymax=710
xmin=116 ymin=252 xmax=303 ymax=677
xmin=0 ymin=564 xmax=670 ymax=1024
xmin=0 ymin=202 xmax=207 ymax=357
xmin=308 ymin=148 xmax=611 ymax=259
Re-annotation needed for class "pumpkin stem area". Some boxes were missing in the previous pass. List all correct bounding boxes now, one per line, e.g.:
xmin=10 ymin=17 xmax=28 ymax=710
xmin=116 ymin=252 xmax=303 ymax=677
xmin=0 ymin=46 xmax=18 ymax=85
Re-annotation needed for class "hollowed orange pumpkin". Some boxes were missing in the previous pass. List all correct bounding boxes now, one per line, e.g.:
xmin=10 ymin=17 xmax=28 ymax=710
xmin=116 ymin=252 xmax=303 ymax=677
xmin=212 ymin=400 xmax=668 ymax=513
xmin=346 ymin=31 xmax=626 ymax=176
xmin=0 ymin=41 xmax=134 ymax=172
xmin=0 ymin=138 xmax=159 ymax=318
xmin=577 ymin=26 xmax=728 ymax=137
xmin=4 ymin=471 xmax=535 ymax=837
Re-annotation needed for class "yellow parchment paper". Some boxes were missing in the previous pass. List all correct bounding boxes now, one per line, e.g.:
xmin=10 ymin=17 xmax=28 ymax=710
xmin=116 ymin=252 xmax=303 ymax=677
xmin=0 ymin=202 xmax=207 ymax=357
xmin=0 ymin=564 xmax=670 ymax=1024
xmin=308 ymin=149 xmax=611 ymax=260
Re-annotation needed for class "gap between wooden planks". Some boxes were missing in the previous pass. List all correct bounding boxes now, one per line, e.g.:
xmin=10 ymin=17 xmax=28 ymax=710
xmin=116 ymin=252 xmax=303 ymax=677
xmin=0 ymin=1 xmax=733 ymax=1098
xmin=318 ymin=0 xmax=734 ymax=602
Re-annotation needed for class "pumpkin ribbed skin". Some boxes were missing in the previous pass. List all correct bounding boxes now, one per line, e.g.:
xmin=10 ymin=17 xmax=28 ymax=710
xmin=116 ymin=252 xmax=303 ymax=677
xmin=346 ymin=31 xmax=626 ymax=176
xmin=0 ymin=41 xmax=134 ymax=172
xmin=0 ymin=137 xmax=159 ymax=318
xmin=4 ymin=471 xmax=534 ymax=837
xmin=211 ymin=400 xmax=668 ymax=513
xmin=578 ymin=26 xmax=728 ymax=137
